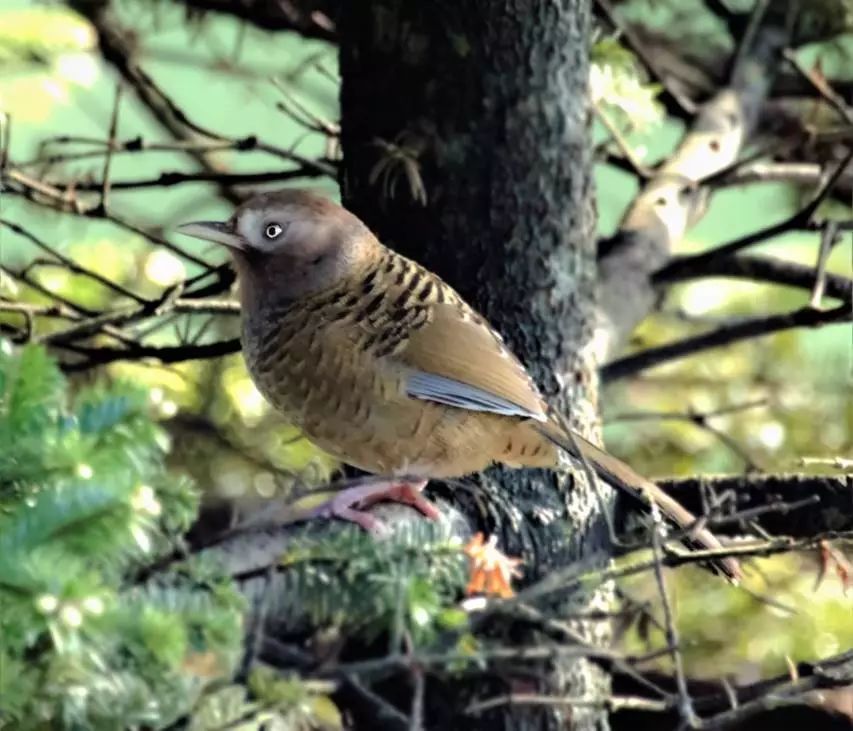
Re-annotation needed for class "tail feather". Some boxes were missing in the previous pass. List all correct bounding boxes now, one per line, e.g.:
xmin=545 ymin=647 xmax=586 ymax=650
xmin=536 ymin=420 xmax=741 ymax=583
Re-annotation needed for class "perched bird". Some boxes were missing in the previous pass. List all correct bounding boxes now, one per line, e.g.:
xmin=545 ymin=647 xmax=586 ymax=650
xmin=178 ymin=190 xmax=740 ymax=581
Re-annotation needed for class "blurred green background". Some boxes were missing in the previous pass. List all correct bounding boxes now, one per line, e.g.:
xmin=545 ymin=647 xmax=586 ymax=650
xmin=1 ymin=0 xmax=850 ymax=684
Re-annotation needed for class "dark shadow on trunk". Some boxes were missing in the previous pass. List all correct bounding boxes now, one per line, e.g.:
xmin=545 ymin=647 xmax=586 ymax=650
xmin=338 ymin=2 xmax=611 ymax=728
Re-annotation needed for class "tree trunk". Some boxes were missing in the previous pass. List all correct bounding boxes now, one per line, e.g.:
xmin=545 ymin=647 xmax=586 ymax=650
xmin=339 ymin=2 xmax=610 ymax=728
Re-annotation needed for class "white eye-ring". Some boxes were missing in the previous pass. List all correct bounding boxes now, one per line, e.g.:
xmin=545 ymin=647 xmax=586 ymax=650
xmin=264 ymin=223 xmax=284 ymax=239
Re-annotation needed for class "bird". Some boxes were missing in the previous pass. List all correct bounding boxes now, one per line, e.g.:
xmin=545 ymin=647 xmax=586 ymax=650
xmin=177 ymin=189 xmax=740 ymax=582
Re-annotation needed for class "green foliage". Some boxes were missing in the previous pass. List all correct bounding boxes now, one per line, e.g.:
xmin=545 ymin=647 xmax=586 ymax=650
xmin=591 ymin=35 xmax=665 ymax=134
xmin=0 ymin=340 xmax=244 ymax=729
xmin=0 ymin=7 xmax=91 ymax=62
xmin=621 ymin=554 xmax=853 ymax=679
xmin=0 ymin=341 xmax=472 ymax=728
xmin=276 ymin=520 xmax=469 ymax=648
xmin=187 ymin=670 xmax=341 ymax=731
xmin=1 ymin=0 xmax=849 ymax=704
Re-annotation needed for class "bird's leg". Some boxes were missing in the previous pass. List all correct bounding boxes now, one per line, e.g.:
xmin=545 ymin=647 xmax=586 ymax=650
xmin=305 ymin=478 xmax=439 ymax=534
xmin=360 ymin=479 xmax=439 ymax=516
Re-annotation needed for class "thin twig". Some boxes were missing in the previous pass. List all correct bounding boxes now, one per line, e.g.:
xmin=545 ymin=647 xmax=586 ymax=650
xmin=0 ymin=218 xmax=147 ymax=304
xmin=656 ymin=148 xmax=853 ymax=280
xmin=783 ymin=49 xmax=853 ymax=125
xmin=809 ymin=220 xmax=837 ymax=308
xmin=272 ymin=78 xmax=341 ymax=137
xmin=799 ymin=456 xmax=853 ymax=470
xmin=717 ymin=160 xmax=853 ymax=191
xmin=476 ymin=601 xmax=675 ymax=702
xmin=99 ymin=83 xmax=123 ymax=212
xmin=650 ymin=518 xmax=698 ymax=728
xmin=37 ymin=296 xmax=237 ymax=347
xmin=0 ymin=301 xmax=80 ymax=320
xmin=20 ymin=135 xmax=298 ymax=168
xmin=515 ymin=531 xmax=853 ymax=609
xmin=4 ymin=172 xmax=213 ymax=268
xmin=465 ymin=692 xmax=671 ymax=715
xmin=0 ymin=112 xmax=10 ymax=174
xmin=607 ymin=399 xmax=768 ymax=423
xmin=408 ymin=663 xmax=424 ymax=731
xmin=602 ymin=303 xmax=851 ymax=382
xmin=60 ymin=166 xmax=329 ymax=192
xmin=608 ymin=399 xmax=768 ymax=470
xmin=592 ymin=104 xmax=652 ymax=178
xmin=656 ymin=252 xmax=852 ymax=302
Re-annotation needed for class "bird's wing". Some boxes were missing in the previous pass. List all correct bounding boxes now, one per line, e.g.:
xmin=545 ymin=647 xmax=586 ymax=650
xmin=396 ymin=302 xmax=548 ymax=421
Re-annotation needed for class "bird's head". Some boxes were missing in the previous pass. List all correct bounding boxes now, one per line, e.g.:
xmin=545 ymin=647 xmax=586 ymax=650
xmin=177 ymin=189 xmax=377 ymax=303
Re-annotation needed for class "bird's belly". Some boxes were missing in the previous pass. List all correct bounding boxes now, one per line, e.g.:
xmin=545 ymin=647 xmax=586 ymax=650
xmin=243 ymin=320 xmax=555 ymax=479
xmin=309 ymin=407 xmax=502 ymax=478
xmin=303 ymin=402 xmax=554 ymax=480
xmin=304 ymin=394 xmax=490 ymax=478
xmin=244 ymin=336 xmax=439 ymax=474
xmin=245 ymin=350 xmax=502 ymax=476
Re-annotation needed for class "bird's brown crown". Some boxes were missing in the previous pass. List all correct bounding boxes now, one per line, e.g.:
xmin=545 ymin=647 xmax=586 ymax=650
xmin=226 ymin=189 xmax=380 ymax=302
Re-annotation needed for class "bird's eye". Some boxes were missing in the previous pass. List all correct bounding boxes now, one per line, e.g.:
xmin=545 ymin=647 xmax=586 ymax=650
xmin=264 ymin=223 xmax=283 ymax=239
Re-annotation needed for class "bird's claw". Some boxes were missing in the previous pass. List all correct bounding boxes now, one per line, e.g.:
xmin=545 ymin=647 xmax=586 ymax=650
xmin=305 ymin=479 xmax=437 ymax=534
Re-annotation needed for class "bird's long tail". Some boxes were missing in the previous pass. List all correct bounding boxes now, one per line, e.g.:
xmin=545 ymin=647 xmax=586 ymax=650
xmin=535 ymin=420 xmax=741 ymax=583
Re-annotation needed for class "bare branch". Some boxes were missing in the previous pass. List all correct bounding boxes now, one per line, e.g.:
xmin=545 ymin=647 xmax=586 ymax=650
xmin=650 ymin=473 xmax=853 ymax=540
xmin=655 ymin=148 xmax=853 ymax=281
xmin=0 ymin=218 xmax=147 ymax=304
xmin=593 ymin=104 xmax=653 ymax=179
xmin=39 ymin=298 xmax=237 ymax=348
xmin=68 ymin=0 xmax=334 ymax=206
xmin=60 ymin=166 xmax=331 ymax=192
xmin=607 ymin=399 xmax=768 ymax=470
xmin=99 ymin=83 xmax=123 ymax=211
xmin=174 ymin=0 xmax=338 ymax=42
xmin=650 ymin=518 xmax=697 ymax=727
xmin=783 ymin=49 xmax=853 ymax=125
xmin=809 ymin=221 xmax=838 ymax=308
xmin=59 ymin=337 xmax=241 ymax=371
xmin=596 ymin=3 xmax=791 ymax=359
xmin=68 ymin=0 xmax=244 ymax=205
xmin=602 ymin=303 xmax=851 ymax=382
xmin=716 ymin=160 xmax=853 ymax=200
xmin=3 ymin=171 xmax=215 ymax=269
xmin=466 ymin=692 xmax=670 ymax=715
xmin=654 ymin=252 xmax=852 ymax=302
xmin=612 ymin=647 xmax=853 ymax=730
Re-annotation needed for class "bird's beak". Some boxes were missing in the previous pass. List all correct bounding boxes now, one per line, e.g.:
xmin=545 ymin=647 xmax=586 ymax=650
xmin=176 ymin=220 xmax=245 ymax=250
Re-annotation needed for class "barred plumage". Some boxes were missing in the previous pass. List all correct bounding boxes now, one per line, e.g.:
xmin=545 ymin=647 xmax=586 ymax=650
xmin=242 ymin=247 xmax=540 ymax=477
xmin=177 ymin=189 xmax=741 ymax=581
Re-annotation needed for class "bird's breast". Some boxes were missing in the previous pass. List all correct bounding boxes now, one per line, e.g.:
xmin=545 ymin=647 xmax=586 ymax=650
xmin=238 ymin=264 xmax=558 ymax=480
xmin=241 ymin=300 xmax=442 ymax=474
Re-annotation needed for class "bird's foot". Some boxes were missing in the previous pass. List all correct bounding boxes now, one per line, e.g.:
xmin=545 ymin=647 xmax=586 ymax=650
xmin=307 ymin=478 xmax=439 ymax=534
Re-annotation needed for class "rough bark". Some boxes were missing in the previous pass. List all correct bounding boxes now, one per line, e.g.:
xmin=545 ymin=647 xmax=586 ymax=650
xmin=338 ymin=2 xmax=607 ymax=729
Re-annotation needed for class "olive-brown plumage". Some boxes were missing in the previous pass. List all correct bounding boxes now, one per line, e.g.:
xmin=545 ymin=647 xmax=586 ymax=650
xmin=178 ymin=189 xmax=740 ymax=581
